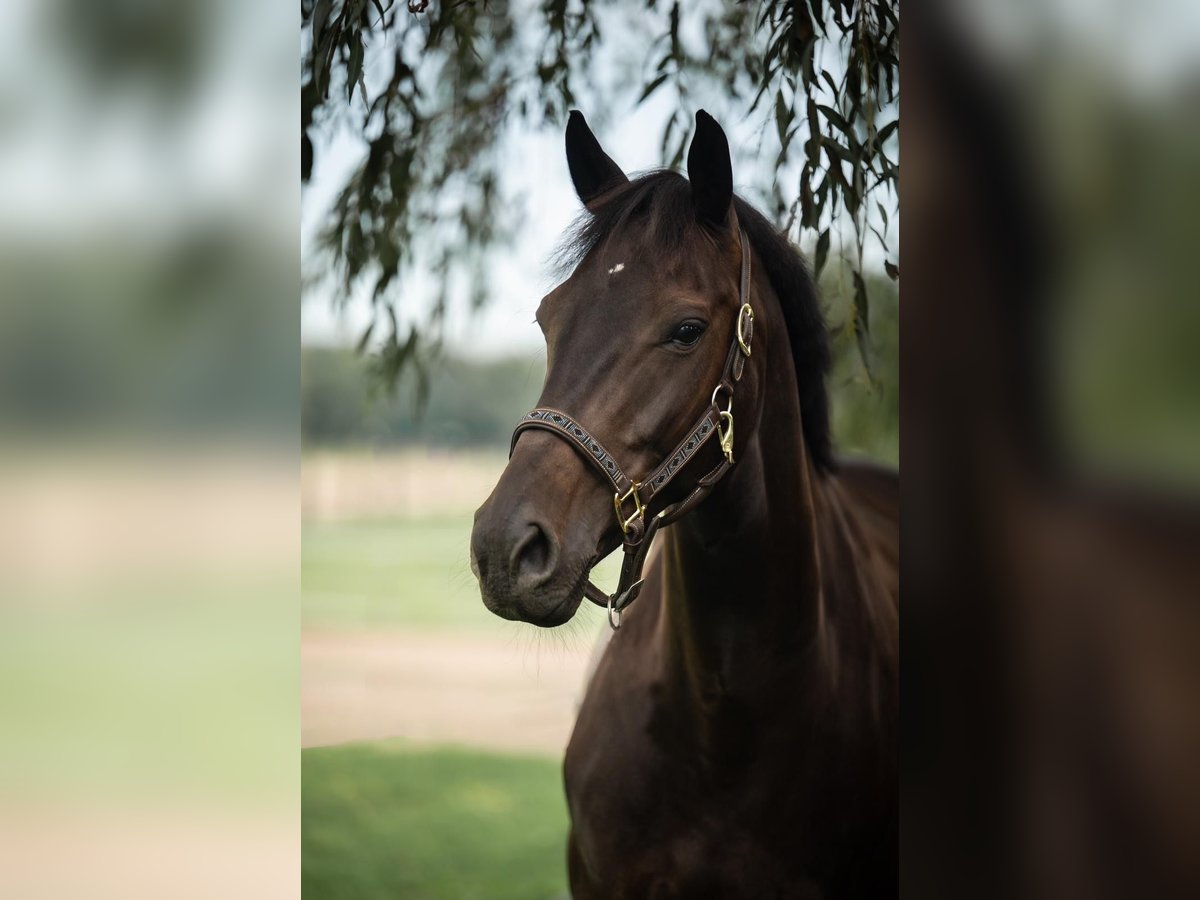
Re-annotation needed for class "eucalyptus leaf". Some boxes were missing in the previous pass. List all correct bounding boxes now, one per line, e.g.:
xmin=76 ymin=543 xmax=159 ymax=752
xmin=814 ymin=228 xmax=830 ymax=278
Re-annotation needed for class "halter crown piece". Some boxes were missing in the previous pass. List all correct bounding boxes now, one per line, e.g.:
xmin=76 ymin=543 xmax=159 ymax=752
xmin=510 ymin=229 xmax=755 ymax=631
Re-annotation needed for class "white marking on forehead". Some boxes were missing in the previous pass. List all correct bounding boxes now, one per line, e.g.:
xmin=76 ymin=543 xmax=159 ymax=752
xmin=607 ymin=262 xmax=625 ymax=275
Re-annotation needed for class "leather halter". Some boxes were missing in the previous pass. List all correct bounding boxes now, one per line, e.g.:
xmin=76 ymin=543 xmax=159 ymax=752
xmin=510 ymin=229 xmax=755 ymax=630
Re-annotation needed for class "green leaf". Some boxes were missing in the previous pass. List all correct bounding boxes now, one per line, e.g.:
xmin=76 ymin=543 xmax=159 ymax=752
xmin=852 ymin=270 xmax=871 ymax=336
xmin=805 ymin=135 xmax=820 ymax=166
xmin=821 ymin=135 xmax=853 ymax=163
xmin=312 ymin=26 xmax=338 ymax=99
xmin=638 ymin=72 xmax=670 ymax=104
xmin=810 ymin=0 xmax=826 ymax=31
xmin=347 ymin=38 xmax=364 ymax=103
xmin=312 ymin=0 xmax=333 ymax=41
xmin=814 ymin=228 xmax=830 ymax=278
xmin=874 ymin=119 xmax=899 ymax=147
xmin=821 ymin=69 xmax=839 ymax=97
xmin=852 ymin=270 xmax=876 ymax=380
xmin=816 ymin=103 xmax=851 ymax=135
xmin=774 ymin=91 xmax=793 ymax=144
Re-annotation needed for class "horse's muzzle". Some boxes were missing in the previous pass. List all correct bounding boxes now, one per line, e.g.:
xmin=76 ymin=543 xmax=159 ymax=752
xmin=470 ymin=434 xmax=609 ymax=626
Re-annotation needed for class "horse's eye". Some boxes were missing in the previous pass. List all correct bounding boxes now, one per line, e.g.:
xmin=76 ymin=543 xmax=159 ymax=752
xmin=669 ymin=321 xmax=706 ymax=347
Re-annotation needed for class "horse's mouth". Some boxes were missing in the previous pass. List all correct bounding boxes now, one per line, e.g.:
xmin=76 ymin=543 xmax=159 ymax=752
xmin=479 ymin=571 xmax=586 ymax=628
xmin=529 ymin=590 xmax=582 ymax=627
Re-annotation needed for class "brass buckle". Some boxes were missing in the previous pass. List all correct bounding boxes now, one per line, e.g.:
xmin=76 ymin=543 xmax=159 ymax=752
xmin=736 ymin=303 xmax=754 ymax=356
xmin=613 ymin=482 xmax=644 ymax=535
xmin=712 ymin=385 xmax=735 ymax=465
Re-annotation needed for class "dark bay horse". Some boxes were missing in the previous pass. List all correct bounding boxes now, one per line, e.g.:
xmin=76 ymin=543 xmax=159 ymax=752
xmin=471 ymin=110 xmax=898 ymax=898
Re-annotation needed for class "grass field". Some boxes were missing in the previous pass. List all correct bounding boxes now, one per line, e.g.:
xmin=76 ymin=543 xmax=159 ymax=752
xmin=302 ymin=513 xmax=493 ymax=631
xmin=303 ymin=741 xmax=570 ymax=900
xmin=302 ymin=452 xmax=612 ymax=898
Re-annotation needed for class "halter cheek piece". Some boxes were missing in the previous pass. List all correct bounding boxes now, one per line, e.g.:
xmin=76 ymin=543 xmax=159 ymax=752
xmin=510 ymin=229 xmax=755 ymax=631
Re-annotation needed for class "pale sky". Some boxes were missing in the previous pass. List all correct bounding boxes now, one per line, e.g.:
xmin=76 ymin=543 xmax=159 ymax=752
xmin=301 ymin=89 xmax=715 ymax=359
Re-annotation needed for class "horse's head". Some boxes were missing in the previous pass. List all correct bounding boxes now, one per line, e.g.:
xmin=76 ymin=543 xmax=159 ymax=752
xmin=471 ymin=110 xmax=760 ymax=626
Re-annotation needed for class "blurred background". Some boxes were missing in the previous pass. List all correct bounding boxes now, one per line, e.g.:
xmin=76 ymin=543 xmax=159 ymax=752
xmin=0 ymin=0 xmax=297 ymax=897
xmin=300 ymin=2 xmax=897 ymax=897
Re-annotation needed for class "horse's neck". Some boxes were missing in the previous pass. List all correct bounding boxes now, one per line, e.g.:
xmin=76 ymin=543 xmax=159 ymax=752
xmin=656 ymin=335 xmax=827 ymax=707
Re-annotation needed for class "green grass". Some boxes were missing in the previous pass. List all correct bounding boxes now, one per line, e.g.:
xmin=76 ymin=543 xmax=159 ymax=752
xmin=302 ymin=513 xmax=621 ymax=632
xmin=303 ymin=741 xmax=570 ymax=900
xmin=302 ymin=513 xmax=491 ymax=631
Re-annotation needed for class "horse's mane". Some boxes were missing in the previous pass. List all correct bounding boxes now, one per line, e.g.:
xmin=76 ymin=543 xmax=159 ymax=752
xmin=555 ymin=170 xmax=834 ymax=473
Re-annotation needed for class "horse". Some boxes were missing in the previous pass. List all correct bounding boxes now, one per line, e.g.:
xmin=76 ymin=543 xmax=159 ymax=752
xmin=470 ymin=109 xmax=898 ymax=898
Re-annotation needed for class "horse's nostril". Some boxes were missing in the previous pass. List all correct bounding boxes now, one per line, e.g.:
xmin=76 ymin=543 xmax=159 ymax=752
xmin=510 ymin=521 xmax=557 ymax=588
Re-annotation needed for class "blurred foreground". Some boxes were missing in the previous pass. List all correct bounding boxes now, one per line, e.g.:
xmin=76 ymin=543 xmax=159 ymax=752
xmin=0 ymin=0 xmax=297 ymax=897
xmin=904 ymin=4 xmax=1200 ymax=897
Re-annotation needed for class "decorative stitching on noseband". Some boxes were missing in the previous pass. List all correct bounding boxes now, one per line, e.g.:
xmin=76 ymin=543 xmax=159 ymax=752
xmin=650 ymin=418 xmax=715 ymax=492
xmin=519 ymin=409 xmax=627 ymax=485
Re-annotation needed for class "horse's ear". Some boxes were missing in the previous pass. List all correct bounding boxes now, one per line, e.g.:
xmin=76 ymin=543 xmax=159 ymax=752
xmin=687 ymin=110 xmax=734 ymax=230
xmin=565 ymin=110 xmax=628 ymax=210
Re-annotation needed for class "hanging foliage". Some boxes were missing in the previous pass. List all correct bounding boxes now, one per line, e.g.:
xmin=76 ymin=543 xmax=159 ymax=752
xmin=302 ymin=0 xmax=898 ymax=384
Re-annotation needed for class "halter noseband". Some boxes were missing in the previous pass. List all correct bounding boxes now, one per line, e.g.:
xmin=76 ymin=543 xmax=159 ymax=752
xmin=509 ymin=229 xmax=755 ymax=631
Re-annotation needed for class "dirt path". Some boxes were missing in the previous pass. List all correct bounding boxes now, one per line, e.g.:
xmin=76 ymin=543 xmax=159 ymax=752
xmin=302 ymin=629 xmax=608 ymax=755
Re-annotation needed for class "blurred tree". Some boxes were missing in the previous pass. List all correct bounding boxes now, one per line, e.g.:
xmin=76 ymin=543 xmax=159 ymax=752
xmin=301 ymin=347 xmax=548 ymax=447
xmin=300 ymin=272 xmax=898 ymax=462
xmin=302 ymin=0 xmax=898 ymax=383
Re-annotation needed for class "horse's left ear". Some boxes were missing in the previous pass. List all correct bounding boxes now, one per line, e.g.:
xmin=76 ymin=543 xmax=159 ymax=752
xmin=687 ymin=110 xmax=734 ymax=230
